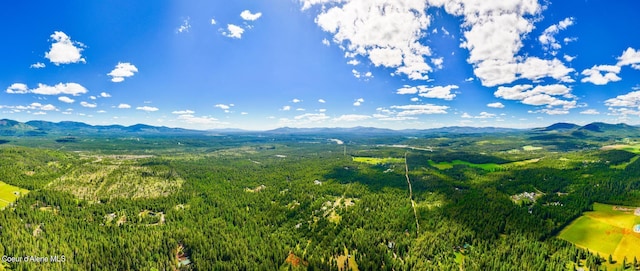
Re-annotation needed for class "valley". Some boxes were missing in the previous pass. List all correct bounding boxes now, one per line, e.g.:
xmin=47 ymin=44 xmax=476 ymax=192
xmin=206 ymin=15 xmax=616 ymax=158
xmin=0 ymin=119 xmax=640 ymax=270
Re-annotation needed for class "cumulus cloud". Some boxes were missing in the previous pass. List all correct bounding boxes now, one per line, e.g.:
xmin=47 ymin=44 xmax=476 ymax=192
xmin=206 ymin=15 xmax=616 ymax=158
xmin=5 ymin=83 xmax=28 ymax=94
xmin=318 ymin=99 xmax=326 ymax=103
xmin=617 ymin=47 xmax=640 ymax=69
xmin=353 ymin=98 xmax=364 ymax=106
xmin=7 ymin=82 xmax=88 ymax=96
xmin=396 ymin=85 xmax=458 ymax=100
xmin=136 ymin=106 xmax=159 ymax=112
xmin=495 ymin=84 xmax=576 ymax=113
xmin=605 ymin=90 xmax=640 ymax=108
xmin=305 ymin=1 xmax=574 ymax=87
xmin=80 ymin=101 xmax=97 ymax=108
xmin=581 ymin=65 xmax=622 ymax=85
xmin=117 ymin=104 xmax=131 ymax=109
xmin=539 ymin=17 xmax=575 ymax=54
xmin=108 ymin=62 xmax=138 ymax=82
xmin=172 ymin=110 xmax=195 ymax=114
xmin=58 ymin=96 xmax=75 ymax=103
xmin=294 ymin=113 xmax=330 ymax=122
xmin=281 ymin=105 xmax=291 ymax=111
xmin=240 ymin=10 xmax=262 ymax=21
xmin=224 ymin=24 xmax=245 ymax=39
xmin=487 ymin=102 xmax=505 ymax=108
xmin=322 ymin=38 xmax=331 ymax=46
xmin=308 ymin=0 xmax=433 ymax=80
xmin=292 ymin=99 xmax=302 ymax=103
xmin=211 ymin=18 xmax=217 ymax=25
xmin=45 ymin=31 xmax=86 ymax=65
xmin=100 ymin=92 xmax=111 ymax=98
xmin=177 ymin=17 xmax=191 ymax=33
xmin=333 ymin=114 xmax=371 ymax=122
xmin=30 ymin=62 xmax=46 ymax=69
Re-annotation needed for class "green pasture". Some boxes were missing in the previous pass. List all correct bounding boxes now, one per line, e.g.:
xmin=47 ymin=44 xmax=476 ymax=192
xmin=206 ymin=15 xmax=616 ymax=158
xmin=352 ymin=156 xmax=404 ymax=165
xmin=428 ymin=160 xmax=502 ymax=171
xmin=0 ymin=181 xmax=29 ymax=209
xmin=558 ymin=203 xmax=640 ymax=262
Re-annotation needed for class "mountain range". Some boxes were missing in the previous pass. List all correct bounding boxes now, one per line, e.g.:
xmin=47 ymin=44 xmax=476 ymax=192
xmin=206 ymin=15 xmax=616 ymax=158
xmin=0 ymin=119 xmax=638 ymax=137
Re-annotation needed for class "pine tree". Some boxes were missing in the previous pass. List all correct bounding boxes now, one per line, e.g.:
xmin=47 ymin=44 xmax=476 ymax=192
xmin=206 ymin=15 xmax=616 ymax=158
xmin=609 ymin=254 xmax=614 ymax=264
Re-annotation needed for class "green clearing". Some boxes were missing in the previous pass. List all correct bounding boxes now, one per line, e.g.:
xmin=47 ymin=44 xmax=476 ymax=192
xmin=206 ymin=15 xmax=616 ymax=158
xmin=522 ymin=145 xmax=543 ymax=151
xmin=0 ymin=181 xmax=29 ymax=209
xmin=611 ymin=155 xmax=639 ymax=169
xmin=428 ymin=159 xmax=502 ymax=171
xmin=352 ymin=156 xmax=404 ymax=165
xmin=558 ymin=203 xmax=640 ymax=262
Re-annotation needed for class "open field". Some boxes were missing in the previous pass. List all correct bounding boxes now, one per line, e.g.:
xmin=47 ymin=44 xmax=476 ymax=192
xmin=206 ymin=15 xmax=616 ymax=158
xmin=428 ymin=159 xmax=502 ymax=171
xmin=0 ymin=181 xmax=29 ymax=209
xmin=558 ymin=203 xmax=640 ymax=262
xmin=352 ymin=156 xmax=404 ymax=165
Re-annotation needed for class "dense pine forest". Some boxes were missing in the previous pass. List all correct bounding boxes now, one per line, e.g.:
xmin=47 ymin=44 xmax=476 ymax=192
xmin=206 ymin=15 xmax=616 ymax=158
xmin=1 ymin=121 xmax=640 ymax=270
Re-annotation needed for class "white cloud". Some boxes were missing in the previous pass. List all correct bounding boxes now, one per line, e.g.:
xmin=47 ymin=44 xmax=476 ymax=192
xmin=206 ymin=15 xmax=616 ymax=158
xmin=177 ymin=114 xmax=222 ymax=125
xmin=495 ymin=84 xmax=575 ymax=110
xmin=351 ymin=69 xmax=373 ymax=79
xmin=172 ymin=110 xmax=195 ymax=114
xmin=322 ymin=38 xmax=331 ymax=46
xmin=333 ymin=114 xmax=371 ymax=122
xmin=580 ymin=109 xmax=600 ymax=115
xmin=353 ymin=98 xmax=364 ymax=106
xmin=563 ymin=54 xmax=576 ymax=62
xmin=30 ymin=62 xmax=46 ymax=69
xmin=309 ymin=0 xmax=433 ymax=80
xmin=240 ymin=10 xmax=262 ymax=21
xmin=211 ymin=18 xmax=217 ymax=25
xmin=224 ymin=24 xmax=245 ymax=39
xmin=581 ymin=65 xmax=622 ymax=85
xmin=136 ymin=106 xmax=159 ymax=112
xmin=605 ymin=90 xmax=640 ymax=108
xmin=33 ymin=111 xmax=47 ymax=115
xmin=318 ymin=99 xmax=326 ymax=103
xmin=7 ymin=82 xmax=88 ymax=96
xmin=117 ymin=104 xmax=131 ymax=109
xmin=5 ymin=83 xmax=28 ymax=94
xmin=487 ymin=102 xmax=505 ymax=108
xmin=396 ymin=85 xmax=458 ymax=100
xmin=292 ymin=98 xmax=302 ymax=103
xmin=282 ymin=105 xmax=291 ymax=111
xmin=617 ymin=47 xmax=640 ymax=69
xmin=100 ymin=92 xmax=111 ymax=98
xmin=215 ymin=104 xmax=232 ymax=110
xmin=464 ymin=77 xmax=474 ymax=82
xmin=80 ymin=101 xmax=97 ymax=108
xmin=461 ymin=112 xmax=472 ymax=118
xmin=410 ymin=97 xmax=419 ymax=102
xmin=539 ymin=17 xmax=574 ymax=54
xmin=431 ymin=57 xmax=444 ymax=69
xmin=390 ymin=104 xmax=448 ymax=116
xmin=45 ymin=31 xmax=86 ymax=65
xmin=241 ymin=112 xmax=248 ymax=115
xmin=318 ymin=108 xmax=327 ymax=112
xmin=346 ymin=59 xmax=360 ymax=66
xmin=89 ymin=96 xmax=97 ymax=100
xmin=516 ymin=57 xmax=575 ymax=83
xmin=97 ymin=110 xmax=107 ymax=113
xmin=294 ymin=113 xmax=330 ymax=122
xmin=108 ymin=62 xmax=138 ymax=82
xmin=58 ymin=96 xmax=75 ymax=103
xmin=177 ymin=17 xmax=191 ymax=33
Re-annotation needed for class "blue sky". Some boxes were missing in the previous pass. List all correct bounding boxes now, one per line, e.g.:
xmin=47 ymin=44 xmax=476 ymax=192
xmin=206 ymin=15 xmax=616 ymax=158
xmin=1 ymin=0 xmax=640 ymax=130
